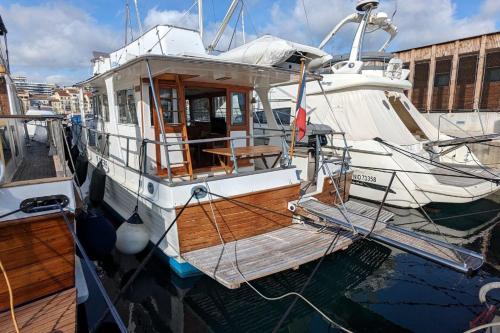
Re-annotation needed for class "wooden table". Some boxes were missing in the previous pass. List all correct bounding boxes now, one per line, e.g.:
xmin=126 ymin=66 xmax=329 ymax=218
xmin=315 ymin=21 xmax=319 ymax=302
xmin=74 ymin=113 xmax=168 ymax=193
xmin=202 ymin=145 xmax=283 ymax=174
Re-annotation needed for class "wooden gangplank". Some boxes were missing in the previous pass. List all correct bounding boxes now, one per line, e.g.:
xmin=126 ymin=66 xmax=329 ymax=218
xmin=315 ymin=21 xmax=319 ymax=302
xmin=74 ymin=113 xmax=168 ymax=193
xmin=182 ymin=223 xmax=356 ymax=289
xmin=297 ymin=198 xmax=484 ymax=273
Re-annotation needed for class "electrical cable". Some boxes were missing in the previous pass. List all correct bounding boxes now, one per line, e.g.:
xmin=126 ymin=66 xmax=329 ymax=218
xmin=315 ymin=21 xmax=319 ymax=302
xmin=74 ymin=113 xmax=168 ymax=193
xmin=0 ymin=258 xmax=20 ymax=333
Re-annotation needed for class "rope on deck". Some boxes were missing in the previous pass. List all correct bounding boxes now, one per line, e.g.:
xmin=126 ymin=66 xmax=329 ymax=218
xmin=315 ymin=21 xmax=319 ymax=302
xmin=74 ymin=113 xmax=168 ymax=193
xmin=201 ymin=184 xmax=353 ymax=333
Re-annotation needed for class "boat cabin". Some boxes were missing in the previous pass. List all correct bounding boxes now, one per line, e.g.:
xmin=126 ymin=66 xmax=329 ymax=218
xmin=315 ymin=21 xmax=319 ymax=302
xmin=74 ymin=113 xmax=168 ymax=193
xmin=85 ymin=53 xmax=302 ymax=182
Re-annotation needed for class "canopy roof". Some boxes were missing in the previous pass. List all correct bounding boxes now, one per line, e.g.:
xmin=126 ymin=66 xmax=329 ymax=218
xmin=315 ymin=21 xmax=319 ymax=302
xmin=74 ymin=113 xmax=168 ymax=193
xmin=78 ymin=53 xmax=320 ymax=89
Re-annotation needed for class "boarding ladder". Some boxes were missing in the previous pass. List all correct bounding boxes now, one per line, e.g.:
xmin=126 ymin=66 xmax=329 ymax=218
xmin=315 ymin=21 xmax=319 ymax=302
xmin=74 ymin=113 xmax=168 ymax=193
xmin=293 ymin=198 xmax=484 ymax=274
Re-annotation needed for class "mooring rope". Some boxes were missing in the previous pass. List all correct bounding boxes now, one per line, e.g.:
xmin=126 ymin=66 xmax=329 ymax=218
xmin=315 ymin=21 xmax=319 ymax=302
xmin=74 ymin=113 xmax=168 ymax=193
xmin=375 ymin=138 xmax=500 ymax=184
xmin=58 ymin=205 xmax=128 ymax=333
xmin=201 ymin=187 xmax=352 ymax=333
xmin=94 ymin=191 xmax=198 ymax=330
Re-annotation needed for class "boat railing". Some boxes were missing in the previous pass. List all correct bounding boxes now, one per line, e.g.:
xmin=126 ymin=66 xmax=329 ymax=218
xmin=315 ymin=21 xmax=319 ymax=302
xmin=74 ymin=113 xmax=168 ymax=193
xmin=0 ymin=115 xmax=71 ymax=183
xmin=81 ymin=125 xmax=293 ymax=182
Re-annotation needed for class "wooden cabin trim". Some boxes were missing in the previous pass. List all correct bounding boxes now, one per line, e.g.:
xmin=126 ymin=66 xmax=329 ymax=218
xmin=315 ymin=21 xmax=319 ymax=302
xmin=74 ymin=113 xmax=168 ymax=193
xmin=149 ymin=71 xmax=255 ymax=177
xmin=176 ymin=183 xmax=300 ymax=253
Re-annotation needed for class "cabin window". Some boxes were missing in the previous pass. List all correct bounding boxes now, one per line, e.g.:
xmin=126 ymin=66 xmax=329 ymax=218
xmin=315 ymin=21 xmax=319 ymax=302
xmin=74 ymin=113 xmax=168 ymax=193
xmin=273 ymin=107 xmax=291 ymax=125
xmin=253 ymin=110 xmax=267 ymax=124
xmin=213 ymin=96 xmax=227 ymax=120
xmin=231 ymin=92 xmax=246 ymax=125
xmin=159 ymin=87 xmax=179 ymax=124
xmin=0 ymin=126 xmax=12 ymax=164
xmin=187 ymin=97 xmax=210 ymax=123
xmin=102 ymin=95 xmax=109 ymax=121
xmin=117 ymin=89 xmax=138 ymax=124
xmin=92 ymin=95 xmax=101 ymax=119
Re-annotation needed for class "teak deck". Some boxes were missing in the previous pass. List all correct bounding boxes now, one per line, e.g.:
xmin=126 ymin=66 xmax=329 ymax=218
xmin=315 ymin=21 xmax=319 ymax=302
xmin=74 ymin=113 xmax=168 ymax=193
xmin=182 ymin=222 xmax=356 ymax=289
xmin=0 ymin=288 xmax=76 ymax=333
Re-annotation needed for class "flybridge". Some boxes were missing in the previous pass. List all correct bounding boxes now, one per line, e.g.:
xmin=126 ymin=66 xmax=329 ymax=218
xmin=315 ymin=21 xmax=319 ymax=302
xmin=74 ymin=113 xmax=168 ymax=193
xmin=92 ymin=25 xmax=207 ymax=75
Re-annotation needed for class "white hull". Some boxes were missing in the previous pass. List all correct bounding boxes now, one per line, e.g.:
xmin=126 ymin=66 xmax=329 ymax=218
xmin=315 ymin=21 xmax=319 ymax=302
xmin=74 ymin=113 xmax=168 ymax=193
xmin=85 ymin=149 xmax=301 ymax=262
xmin=266 ymin=73 xmax=500 ymax=208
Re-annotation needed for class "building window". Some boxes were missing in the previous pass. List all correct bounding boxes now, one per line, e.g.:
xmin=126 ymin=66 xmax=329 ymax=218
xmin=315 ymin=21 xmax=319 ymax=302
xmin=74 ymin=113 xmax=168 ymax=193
xmin=117 ymin=89 xmax=138 ymax=124
xmin=486 ymin=67 xmax=500 ymax=82
xmin=188 ymin=97 xmax=210 ymax=123
xmin=231 ymin=92 xmax=246 ymax=125
xmin=434 ymin=73 xmax=450 ymax=87
xmin=159 ymin=88 xmax=178 ymax=124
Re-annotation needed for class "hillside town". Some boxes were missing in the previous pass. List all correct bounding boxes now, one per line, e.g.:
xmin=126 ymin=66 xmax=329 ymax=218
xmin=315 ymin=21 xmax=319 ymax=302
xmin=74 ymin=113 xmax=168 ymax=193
xmin=12 ymin=75 xmax=92 ymax=115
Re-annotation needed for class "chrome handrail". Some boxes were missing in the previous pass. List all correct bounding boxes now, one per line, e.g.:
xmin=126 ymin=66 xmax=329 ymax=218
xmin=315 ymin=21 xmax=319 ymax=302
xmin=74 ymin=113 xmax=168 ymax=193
xmin=79 ymin=124 xmax=290 ymax=182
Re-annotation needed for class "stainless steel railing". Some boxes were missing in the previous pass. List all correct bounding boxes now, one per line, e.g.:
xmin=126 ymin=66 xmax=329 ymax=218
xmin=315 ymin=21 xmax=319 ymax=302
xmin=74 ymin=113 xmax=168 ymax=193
xmin=80 ymin=125 xmax=291 ymax=183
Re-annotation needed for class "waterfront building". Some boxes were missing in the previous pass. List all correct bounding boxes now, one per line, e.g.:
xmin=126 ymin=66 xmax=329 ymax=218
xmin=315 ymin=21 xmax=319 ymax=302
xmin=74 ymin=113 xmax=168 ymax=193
xmin=394 ymin=31 xmax=500 ymax=113
xmin=12 ymin=75 xmax=57 ymax=96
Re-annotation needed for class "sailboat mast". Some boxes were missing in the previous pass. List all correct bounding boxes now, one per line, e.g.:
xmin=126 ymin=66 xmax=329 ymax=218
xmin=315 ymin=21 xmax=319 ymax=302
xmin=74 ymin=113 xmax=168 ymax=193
xmin=133 ymin=0 xmax=143 ymax=35
xmin=198 ymin=0 xmax=203 ymax=40
xmin=241 ymin=6 xmax=246 ymax=44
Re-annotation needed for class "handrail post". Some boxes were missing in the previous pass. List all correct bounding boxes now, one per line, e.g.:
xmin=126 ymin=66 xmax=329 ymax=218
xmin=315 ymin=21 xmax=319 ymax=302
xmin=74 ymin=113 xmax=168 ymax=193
xmin=145 ymin=59 xmax=172 ymax=182
xmin=229 ymin=139 xmax=239 ymax=174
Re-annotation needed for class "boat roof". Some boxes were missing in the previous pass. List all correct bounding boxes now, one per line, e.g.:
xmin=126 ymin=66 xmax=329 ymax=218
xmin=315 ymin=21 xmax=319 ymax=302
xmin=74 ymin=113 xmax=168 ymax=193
xmin=78 ymin=53 xmax=321 ymax=89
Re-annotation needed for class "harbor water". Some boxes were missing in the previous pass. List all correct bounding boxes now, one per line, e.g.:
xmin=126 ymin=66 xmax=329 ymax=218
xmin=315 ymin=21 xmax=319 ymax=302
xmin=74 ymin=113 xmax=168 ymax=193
xmin=82 ymin=144 xmax=500 ymax=333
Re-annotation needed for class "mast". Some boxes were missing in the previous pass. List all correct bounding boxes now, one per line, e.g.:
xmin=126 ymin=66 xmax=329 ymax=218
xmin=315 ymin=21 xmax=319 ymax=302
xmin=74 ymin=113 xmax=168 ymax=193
xmin=241 ymin=6 xmax=246 ymax=44
xmin=133 ymin=0 xmax=144 ymax=35
xmin=198 ymin=0 xmax=203 ymax=41
xmin=207 ymin=0 xmax=240 ymax=52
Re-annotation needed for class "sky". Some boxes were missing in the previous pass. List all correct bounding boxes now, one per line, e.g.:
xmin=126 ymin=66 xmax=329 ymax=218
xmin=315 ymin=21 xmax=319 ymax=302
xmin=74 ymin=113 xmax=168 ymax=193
xmin=0 ymin=0 xmax=499 ymax=86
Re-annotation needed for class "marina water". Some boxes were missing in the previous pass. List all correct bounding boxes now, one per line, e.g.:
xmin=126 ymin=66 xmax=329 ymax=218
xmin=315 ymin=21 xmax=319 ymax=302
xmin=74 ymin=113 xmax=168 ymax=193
xmin=80 ymin=143 xmax=500 ymax=333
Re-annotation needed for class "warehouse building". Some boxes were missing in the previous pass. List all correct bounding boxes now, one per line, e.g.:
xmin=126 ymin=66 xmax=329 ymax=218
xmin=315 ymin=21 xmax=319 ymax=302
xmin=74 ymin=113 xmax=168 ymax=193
xmin=394 ymin=31 xmax=500 ymax=113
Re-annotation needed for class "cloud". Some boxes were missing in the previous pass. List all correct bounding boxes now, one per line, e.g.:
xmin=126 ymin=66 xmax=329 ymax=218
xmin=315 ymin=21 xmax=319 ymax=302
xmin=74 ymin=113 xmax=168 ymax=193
xmin=143 ymin=6 xmax=254 ymax=51
xmin=143 ymin=7 xmax=199 ymax=30
xmin=1 ymin=2 xmax=120 ymax=84
xmin=260 ymin=0 xmax=500 ymax=53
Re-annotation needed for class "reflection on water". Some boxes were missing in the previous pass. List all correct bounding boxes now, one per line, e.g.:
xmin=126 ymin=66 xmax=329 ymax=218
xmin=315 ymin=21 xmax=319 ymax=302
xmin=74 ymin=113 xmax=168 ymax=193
xmin=83 ymin=192 xmax=500 ymax=333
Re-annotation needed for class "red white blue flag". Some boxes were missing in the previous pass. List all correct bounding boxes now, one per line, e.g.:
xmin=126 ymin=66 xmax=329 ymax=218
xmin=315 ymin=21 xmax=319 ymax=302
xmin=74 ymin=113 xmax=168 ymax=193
xmin=295 ymin=67 xmax=307 ymax=141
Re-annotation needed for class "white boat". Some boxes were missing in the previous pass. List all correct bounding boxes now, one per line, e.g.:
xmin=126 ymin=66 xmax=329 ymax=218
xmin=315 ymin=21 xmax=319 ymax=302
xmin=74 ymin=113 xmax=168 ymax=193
xmin=264 ymin=0 xmax=500 ymax=208
xmin=75 ymin=3 xmax=355 ymax=285
xmin=25 ymin=108 xmax=57 ymax=141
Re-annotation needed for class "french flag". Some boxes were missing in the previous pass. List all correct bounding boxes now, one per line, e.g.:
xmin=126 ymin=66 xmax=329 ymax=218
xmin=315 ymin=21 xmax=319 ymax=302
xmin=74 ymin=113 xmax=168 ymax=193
xmin=295 ymin=68 xmax=307 ymax=141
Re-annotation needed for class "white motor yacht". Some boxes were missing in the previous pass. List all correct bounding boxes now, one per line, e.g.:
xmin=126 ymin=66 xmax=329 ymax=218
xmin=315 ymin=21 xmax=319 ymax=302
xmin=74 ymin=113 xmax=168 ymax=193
xmin=264 ymin=0 xmax=500 ymax=208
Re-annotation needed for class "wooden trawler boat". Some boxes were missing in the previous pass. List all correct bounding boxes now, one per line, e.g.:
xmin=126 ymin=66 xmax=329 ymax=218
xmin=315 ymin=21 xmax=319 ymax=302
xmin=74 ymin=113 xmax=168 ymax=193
xmin=74 ymin=0 xmax=489 ymax=291
xmin=0 ymin=19 xmax=127 ymax=331
xmin=74 ymin=14 xmax=367 ymax=287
